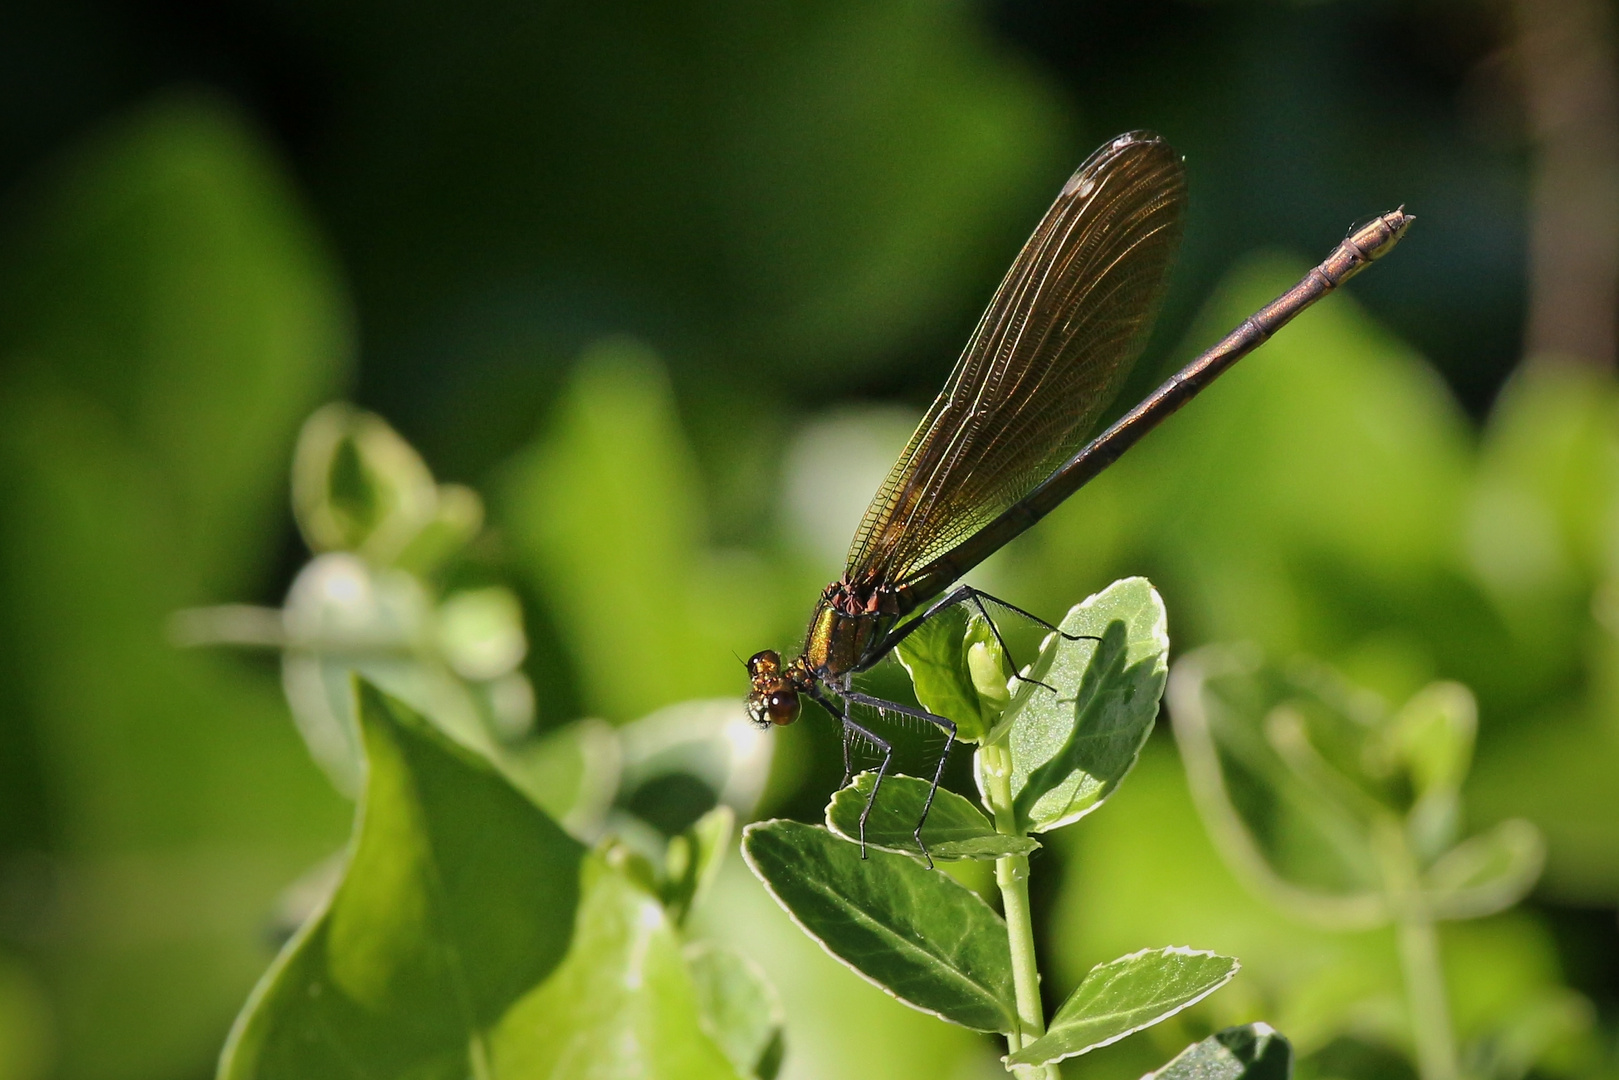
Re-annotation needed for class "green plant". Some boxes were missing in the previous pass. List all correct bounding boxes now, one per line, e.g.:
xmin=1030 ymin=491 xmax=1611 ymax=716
xmin=217 ymin=680 xmax=786 ymax=1079
xmin=743 ymin=578 xmax=1279 ymax=1077
xmin=199 ymin=403 xmax=797 ymax=1078
xmin=1168 ymin=644 xmax=1590 ymax=1080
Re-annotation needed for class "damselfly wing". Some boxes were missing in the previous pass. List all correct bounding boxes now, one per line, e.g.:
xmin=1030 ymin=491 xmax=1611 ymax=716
xmin=746 ymin=131 xmax=1411 ymax=864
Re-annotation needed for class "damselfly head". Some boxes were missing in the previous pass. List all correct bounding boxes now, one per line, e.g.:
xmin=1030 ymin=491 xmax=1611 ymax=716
xmin=745 ymin=649 xmax=801 ymax=728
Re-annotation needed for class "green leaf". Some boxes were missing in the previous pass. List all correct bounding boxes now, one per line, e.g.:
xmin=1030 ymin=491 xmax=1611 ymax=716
xmin=219 ymin=680 xmax=585 ymax=1078
xmin=278 ymin=553 xmax=508 ymax=796
xmin=988 ymin=577 xmax=1168 ymax=833
xmin=1425 ymin=818 xmax=1545 ymax=920
xmin=291 ymin=403 xmax=440 ymax=561
xmin=1167 ymin=644 xmax=1390 ymax=923
xmin=741 ymin=820 xmax=1015 ymax=1033
xmin=1007 ymin=947 xmax=1239 ymax=1067
xmin=897 ymin=605 xmax=978 ymax=725
xmin=685 ymin=942 xmax=787 ymax=1080
xmin=825 ymin=773 xmax=1037 ymax=861
xmin=894 ymin=606 xmax=1008 ymax=741
xmin=489 ymin=860 xmax=744 ymax=1080
xmin=1149 ymin=1023 xmax=1293 ymax=1080
xmin=1375 ymin=681 xmax=1476 ymax=858
xmin=664 ymin=805 xmax=737 ymax=926
xmin=1380 ymin=681 xmax=1476 ymax=799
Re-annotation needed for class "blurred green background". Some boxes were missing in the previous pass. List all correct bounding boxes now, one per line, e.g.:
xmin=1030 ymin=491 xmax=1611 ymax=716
xmin=1 ymin=0 xmax=1616 ymax=1077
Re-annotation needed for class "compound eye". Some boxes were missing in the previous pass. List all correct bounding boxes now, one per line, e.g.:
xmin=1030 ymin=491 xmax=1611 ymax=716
xmin=765 ymin=689 xmax=800 ymax=726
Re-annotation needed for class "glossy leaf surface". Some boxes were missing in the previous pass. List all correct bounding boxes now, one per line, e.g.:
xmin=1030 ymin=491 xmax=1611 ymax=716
xmin=742 ymin=820 xmax=1014 ymax=1033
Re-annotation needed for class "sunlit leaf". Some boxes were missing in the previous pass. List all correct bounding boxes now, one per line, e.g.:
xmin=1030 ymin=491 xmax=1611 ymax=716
xmin=686 ymin=942 xmax=786 ymax=1080
xmin=741 ymin=820 xmax=1014 ymax=1033
xmin=489 ymin=860 xmax=743 ymax=1080
xmin=984 ymin=577 xmax=1168 ymax=833
xmin=1007 ymin=947 xmax=1238 ymax=1066
xmin=826 ymin=773 xmax=1036 ymax=861
xmin=1149 ymin=1023 xmax=1292 ymax=1080
xmin=219 ymin=681 xmax=584 ymax=1078
xmin=664 ymin=805 xmax=737 ymax=927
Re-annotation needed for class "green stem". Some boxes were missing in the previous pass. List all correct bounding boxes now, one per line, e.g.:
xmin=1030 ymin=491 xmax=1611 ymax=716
xmin=980 ymin=738 xmax=1060 ymax=1080
xmin=1375 ymin=817 xmax=1458 ymax=1080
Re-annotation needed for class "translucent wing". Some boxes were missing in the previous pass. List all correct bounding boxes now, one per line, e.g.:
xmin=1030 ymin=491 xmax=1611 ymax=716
xmin=844 ymin=132 xmax=1187 ymax=591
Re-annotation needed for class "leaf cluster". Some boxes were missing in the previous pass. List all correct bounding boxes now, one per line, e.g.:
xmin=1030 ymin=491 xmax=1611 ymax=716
xmin=223 ymin=680 xmax=785 ymax=1080
xmin=746 ymin=579 xmax=1266 ymax=1074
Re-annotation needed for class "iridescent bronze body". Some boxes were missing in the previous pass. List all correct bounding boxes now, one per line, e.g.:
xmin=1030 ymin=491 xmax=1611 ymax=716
xmin=744 ymin=130 xmax=1412 ymax=860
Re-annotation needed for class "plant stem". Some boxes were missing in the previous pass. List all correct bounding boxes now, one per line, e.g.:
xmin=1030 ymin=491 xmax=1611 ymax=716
xmin=1375 ymin=817 xmax=1458 ymax=1080
xmin=980 ymin=737 xmax=1060 ymax=1080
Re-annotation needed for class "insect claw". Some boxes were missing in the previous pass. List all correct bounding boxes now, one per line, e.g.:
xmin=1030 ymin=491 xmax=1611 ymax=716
xmin=914 ymin=828 xmax=934 ymax=870
xmin=1012 ymin=671 xmax=1058 ymax=694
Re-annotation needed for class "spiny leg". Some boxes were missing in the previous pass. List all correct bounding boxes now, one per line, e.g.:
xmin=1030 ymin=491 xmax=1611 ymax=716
xmin=841 ymin=723 xmax=854 ymax=788
xmin=912 ymin=717 xmax=955 ymax=869
xmin=805 ymin=683 xmax=856 ymax=787
xmin=843 ymin=690 xmax=956 ymax=869
xmin=838 ymin=708 xmax=893 ymax=861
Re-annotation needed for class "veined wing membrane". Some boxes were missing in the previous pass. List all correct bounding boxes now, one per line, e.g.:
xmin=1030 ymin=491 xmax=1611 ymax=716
xmin=843 ymin=132 xmax=1187 ymax=591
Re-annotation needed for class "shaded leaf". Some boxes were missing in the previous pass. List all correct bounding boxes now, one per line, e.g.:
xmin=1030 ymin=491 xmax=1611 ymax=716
xmin=686 ymin=942 xmax=786 ymax=1080
xmin=219 ymin=681 xmax=584 ymax=1078
xmin=1150 ymin=1023 xmax=1293 ymax=1080
xmin=741 ymin=820 xmax=1014 ymax=1033
xmin=897 ymin=605 xmax=978 ymax=726
xmin=987 ymin=577 xmax=1168 ymax=833
xmin=1008 ymin=947 xmax=1239 ymax=1067
xmin=826 ymin=773 xmax=1037 ymax=861
xmin=895 ymin=605 xmax=1007 ymax=741
xmin=489 ymin=860 xmax=743 ymax=1080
